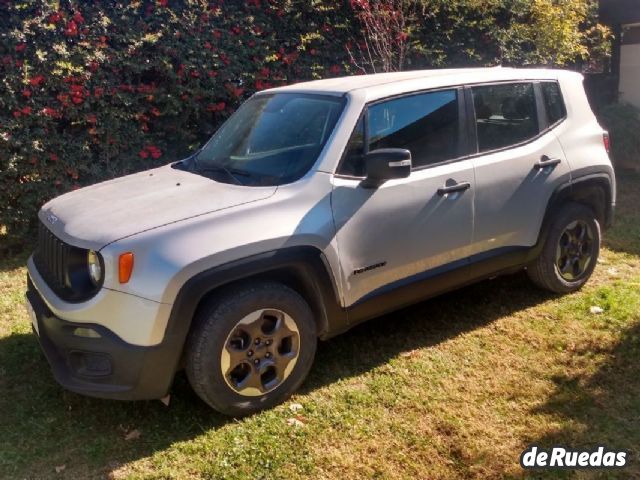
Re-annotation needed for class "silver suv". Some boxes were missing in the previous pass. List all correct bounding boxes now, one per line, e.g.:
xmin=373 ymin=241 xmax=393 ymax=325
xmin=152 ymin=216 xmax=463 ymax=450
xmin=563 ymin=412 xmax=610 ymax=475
xmin=26 ymin=68 xmax=615 ymax=415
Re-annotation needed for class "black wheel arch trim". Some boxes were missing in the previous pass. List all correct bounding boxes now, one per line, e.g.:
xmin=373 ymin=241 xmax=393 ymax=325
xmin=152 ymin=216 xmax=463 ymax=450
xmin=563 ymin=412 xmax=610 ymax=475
xmin=542 ymin=171 xmax=614 ymax=237
xmin=164 ymin=246 xmax=348 ymax=370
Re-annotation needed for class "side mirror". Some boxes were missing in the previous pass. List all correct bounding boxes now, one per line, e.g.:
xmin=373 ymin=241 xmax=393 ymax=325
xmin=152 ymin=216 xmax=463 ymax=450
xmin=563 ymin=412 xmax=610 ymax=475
xmin=361 ymin=148 xmax=412 ymax=188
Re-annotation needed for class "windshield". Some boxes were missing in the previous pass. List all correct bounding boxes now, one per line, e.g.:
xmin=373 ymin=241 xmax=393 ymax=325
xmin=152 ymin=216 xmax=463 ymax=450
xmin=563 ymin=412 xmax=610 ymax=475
xmin=183 ymin=93 xmax=345 ymax=186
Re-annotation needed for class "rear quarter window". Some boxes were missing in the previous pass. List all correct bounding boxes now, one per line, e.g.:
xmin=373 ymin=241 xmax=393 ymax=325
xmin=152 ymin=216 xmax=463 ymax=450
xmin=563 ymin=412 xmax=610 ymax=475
xmin=541 ymin=81 xmax=567 ymax=127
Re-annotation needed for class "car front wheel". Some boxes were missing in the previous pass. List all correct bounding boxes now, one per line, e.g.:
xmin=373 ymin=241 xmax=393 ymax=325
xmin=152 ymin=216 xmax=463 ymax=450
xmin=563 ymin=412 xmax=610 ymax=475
xmin=185 ymin=282 xmax=317 ymax=416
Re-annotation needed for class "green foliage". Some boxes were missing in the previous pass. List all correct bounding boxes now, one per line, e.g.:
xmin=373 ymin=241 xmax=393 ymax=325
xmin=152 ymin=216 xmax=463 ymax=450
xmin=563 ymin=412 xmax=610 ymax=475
xmin=0 ymin=0 xmax=609 ymax=248
xmin=409 ymin=0 xmax=609 ymax=68
xmin=599 ymin=103 xmax=640 ymax=170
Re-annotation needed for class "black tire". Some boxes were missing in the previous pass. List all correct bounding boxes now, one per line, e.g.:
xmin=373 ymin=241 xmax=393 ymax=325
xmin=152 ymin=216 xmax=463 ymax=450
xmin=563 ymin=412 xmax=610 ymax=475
xmin=185 ymin=282 xmax=317 ymax=416
xmin=527 ymin=202 xmax=601 ymax=293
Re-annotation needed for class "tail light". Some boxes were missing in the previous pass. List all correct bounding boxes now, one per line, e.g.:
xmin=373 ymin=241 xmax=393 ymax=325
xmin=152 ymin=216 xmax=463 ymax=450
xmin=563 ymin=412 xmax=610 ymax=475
xmin=603 ymin=132 xmax=610 ymax=154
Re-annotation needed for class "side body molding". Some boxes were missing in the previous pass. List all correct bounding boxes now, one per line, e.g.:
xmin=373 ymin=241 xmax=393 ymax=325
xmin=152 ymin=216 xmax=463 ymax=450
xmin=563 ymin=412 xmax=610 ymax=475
xmin=343 ymin=171 xmax=615 ymax=327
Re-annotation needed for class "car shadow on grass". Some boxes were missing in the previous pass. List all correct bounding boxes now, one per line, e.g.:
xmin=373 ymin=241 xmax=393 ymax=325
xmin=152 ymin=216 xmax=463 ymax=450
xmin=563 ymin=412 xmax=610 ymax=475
xmin=0 ymin=271 xmax=556 ymax=478
xmin=304 ymin=271 xmax=555 ymax=393
xmin=0 ymin=274 xmax=553 ymax=477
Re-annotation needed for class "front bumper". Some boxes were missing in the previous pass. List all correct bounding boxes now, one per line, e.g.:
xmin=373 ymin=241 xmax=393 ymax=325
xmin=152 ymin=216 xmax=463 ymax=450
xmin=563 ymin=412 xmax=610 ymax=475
xmin=26 ymin=276 xmax=179 ymax=400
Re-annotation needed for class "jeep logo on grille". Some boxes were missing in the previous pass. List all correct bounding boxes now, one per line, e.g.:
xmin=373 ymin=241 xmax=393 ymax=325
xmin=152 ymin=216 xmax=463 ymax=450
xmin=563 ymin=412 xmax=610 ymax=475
xmin=46 ymin=212 xmax=58 ymax=225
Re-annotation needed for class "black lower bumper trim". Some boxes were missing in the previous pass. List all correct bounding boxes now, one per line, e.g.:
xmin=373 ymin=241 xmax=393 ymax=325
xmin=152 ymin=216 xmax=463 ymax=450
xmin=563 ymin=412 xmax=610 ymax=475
xmin=26 ymin=276 xmax=179 ymax=400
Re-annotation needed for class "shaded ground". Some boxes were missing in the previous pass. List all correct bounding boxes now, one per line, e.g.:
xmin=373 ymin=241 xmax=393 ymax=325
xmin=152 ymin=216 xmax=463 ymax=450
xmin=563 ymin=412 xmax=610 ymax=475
xmin=0 ymin=172 xmax=638 ymax=479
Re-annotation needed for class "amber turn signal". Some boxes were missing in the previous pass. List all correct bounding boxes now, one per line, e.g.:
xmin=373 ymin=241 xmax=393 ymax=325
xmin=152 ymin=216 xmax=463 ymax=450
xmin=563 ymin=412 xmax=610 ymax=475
xmin=118 ymin=252 xmax=134 ymax=284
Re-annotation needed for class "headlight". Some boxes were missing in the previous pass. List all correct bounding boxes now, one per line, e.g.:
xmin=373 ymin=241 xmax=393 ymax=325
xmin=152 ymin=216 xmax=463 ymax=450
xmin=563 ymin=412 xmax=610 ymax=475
xmin=87 ymin=250 xmax=103 ymax=286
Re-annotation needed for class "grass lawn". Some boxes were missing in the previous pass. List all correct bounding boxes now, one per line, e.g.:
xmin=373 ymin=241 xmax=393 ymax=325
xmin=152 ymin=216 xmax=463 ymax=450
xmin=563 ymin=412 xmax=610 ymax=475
xmin=1 ymin=172 xmax=639 ymax=479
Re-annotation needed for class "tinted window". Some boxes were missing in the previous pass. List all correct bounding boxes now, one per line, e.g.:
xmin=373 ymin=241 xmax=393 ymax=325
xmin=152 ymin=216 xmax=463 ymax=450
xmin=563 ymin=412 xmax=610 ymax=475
xmin=340 ymin=117 xmax=366 ymax=176
xmin=368 ymin=90 xmax=459 ymax=168
xmin=472 ymin=83 xmax=539 ymax=152
xmin=541 ymin=82 xmax=566 ymax=126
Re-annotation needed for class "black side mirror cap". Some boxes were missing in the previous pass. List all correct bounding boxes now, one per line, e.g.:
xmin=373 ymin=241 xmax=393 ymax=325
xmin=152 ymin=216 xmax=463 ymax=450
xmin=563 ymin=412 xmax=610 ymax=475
xmin=361 ymin=148 xmax=412 ymax=188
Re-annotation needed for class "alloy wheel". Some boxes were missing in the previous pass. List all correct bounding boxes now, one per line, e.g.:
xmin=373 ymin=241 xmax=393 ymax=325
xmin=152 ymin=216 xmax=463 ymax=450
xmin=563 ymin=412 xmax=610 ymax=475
xmin=220 ymin=309 xmax=300 ymax=396
xmin=555 ymin=220 xmax=594 ymax=281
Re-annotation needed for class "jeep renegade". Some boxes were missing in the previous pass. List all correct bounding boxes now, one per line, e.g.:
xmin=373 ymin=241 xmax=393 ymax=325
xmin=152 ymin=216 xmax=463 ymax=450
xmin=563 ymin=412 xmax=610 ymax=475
xmin=26 ymin=68 xmax=615 ymax=415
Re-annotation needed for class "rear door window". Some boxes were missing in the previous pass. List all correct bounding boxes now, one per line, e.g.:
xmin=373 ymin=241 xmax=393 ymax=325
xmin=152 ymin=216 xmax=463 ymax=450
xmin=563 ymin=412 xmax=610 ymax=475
xmin=471 ymin=83 xmax=539 ymax=153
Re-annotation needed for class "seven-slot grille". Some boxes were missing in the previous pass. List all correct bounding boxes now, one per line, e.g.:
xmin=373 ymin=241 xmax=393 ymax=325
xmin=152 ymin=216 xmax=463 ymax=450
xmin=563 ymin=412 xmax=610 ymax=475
xmin=34 ymin=220 xmax=70 ymax=291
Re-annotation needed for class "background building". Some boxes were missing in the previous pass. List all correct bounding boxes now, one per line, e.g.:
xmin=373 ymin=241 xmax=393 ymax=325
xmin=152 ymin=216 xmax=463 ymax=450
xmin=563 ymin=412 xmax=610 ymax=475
xmin=600 ymin=0 xmax=640 ymax=107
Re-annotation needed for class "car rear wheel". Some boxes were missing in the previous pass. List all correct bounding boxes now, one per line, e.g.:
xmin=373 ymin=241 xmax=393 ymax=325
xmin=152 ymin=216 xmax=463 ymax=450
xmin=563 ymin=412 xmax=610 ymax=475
xmin=185 ymin=282 xmax=317 ymax=416
xmin=527 ymin=202 xmax=601 ymax=293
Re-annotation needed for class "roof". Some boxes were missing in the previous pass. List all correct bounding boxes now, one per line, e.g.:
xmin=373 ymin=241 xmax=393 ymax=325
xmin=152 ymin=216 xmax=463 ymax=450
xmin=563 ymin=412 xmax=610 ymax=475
xmin=262 ymin=67 xmax=581 ymax=102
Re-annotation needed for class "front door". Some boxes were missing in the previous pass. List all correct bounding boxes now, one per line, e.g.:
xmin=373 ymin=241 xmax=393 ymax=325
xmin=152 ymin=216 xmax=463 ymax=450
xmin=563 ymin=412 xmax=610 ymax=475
xmin=331 ymin=88 xmax=475 ymax=307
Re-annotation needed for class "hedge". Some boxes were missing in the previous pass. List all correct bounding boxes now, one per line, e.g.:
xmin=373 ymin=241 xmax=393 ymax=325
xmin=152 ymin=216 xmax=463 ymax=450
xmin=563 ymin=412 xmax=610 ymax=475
xmin=0 ymin=0 xmax=607 ymax=249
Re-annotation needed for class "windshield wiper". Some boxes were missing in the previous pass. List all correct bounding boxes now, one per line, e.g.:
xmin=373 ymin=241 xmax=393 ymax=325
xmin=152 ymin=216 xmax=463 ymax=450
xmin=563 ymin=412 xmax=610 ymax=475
xmin=189 ymin=152 xmax=244 ymax=185
xmin=227 ymin=167 xmax=252 ymax=177
xmin=197 ymin=165 xmax=244 ymax=185
xmin=189 ymin=152 xmax=276 ymax=185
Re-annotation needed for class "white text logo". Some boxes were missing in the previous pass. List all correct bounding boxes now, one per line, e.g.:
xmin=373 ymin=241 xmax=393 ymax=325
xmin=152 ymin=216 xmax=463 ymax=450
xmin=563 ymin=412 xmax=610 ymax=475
xmin=520 ymin=445 xmax=628 ymax=469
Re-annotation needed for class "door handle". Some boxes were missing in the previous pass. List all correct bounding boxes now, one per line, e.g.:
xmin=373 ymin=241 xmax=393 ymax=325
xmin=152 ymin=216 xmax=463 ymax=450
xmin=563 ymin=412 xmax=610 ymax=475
xmin=535 ymin=155 xmax=562 ymax=170
xmin=437 ymin=181 xmax=471 ymax=196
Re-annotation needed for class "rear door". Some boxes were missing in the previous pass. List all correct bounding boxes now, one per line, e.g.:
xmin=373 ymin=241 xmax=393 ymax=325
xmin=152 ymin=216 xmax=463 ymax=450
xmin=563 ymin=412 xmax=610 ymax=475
xmin=331 ymin=88 xmax=476 ymax=307
xmin=468 ymin=81 xmax=571 ymax=255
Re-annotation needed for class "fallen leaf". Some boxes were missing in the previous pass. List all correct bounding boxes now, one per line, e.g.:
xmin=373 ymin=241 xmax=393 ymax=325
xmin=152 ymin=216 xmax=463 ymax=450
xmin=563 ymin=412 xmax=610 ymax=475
xmin=286 ymin=417 xmax=305 ymax=427
xmin=124 ymin=429 xmax=141 ymax=441
xmin=590 ymin=306 xmax=604 ymax=314
xmin=289 ymin=402 xmax=303 ymax=413
xmin=55 ymin=465 xmax=66 ymax=474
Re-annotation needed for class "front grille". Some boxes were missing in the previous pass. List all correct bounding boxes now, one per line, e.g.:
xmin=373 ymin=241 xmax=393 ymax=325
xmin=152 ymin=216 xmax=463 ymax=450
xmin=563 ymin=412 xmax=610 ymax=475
xmin=33 ymin=220 xmax=101 ymax=302
xmin=34 ymin=220 xmax=71 ymax=293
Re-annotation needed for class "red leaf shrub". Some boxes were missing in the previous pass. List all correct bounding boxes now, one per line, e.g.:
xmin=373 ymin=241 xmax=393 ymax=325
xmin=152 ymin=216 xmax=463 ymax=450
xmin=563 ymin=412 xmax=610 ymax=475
xmin=0 ymin=0 xmax=353 ymax=246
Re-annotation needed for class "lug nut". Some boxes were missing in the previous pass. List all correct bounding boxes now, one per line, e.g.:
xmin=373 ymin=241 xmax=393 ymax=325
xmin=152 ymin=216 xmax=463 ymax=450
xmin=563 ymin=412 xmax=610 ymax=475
xmin=255 ymin=338 xmax=261 ymax=345
xmin=265 ymin=352 xmax=272 ymax=358
xmin=265 ymin=339 xmax=272 ymax=346
xmin=247 ymin=350 xmax=253 ymax=357
xmin=253 ymin=359 xmax=259 ymax=365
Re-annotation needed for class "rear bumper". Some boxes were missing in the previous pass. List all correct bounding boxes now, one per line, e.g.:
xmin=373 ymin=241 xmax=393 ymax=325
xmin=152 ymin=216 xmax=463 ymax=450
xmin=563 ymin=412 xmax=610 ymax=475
xmin=26 ymin=276 xmax=178 ymax=400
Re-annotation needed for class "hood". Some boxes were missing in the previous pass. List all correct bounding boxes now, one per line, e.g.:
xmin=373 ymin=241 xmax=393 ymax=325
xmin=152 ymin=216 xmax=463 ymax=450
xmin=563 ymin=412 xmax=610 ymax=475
xmin=39 ymin=164 xmax=277 ymax=249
